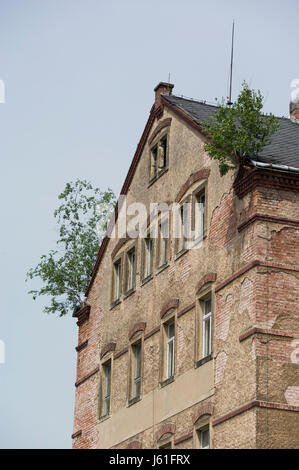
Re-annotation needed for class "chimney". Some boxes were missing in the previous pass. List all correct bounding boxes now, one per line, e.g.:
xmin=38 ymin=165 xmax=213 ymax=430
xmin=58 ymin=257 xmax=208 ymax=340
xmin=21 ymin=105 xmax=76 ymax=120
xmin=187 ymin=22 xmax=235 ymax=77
xmin=154 ymin=82 xmax=174 ymax=109
xmin=290 ymin=98 xmax=299 ymax=122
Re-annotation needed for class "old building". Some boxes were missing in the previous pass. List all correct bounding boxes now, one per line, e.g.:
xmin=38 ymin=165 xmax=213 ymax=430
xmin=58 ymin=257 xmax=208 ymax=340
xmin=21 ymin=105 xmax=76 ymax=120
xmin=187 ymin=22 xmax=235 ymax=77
xmin=72 ymin=82 xmax=299 ymax=449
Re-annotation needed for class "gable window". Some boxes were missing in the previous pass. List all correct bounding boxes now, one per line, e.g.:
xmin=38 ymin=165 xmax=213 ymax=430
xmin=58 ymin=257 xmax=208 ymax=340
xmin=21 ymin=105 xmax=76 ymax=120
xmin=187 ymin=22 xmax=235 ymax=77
xmin=112 ymin=259 xmax=121 ymax=303
xmin=125 ymin=247 xmax=136 ymax=294
xmin=202 ymin=297 xmax=212 ymax=358
xmin=102 ymin=360 xmax=111 ymax=417
xmin=131 ymin=342 xmax=142 ymax=399
xmin=166 ymin=320 xmax=175 ymax=379
xmin=149 ymin=134 xmax=169 ymax=183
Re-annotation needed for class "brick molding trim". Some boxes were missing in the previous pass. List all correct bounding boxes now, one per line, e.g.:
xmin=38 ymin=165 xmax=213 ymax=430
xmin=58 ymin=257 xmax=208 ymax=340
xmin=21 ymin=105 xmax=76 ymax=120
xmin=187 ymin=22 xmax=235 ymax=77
xmin=100 ymin=342 xmax=116 ymax=360
xmin=156 ymin=423 xmax=176 ymax=442
xmin=193 ymin=403 xmax=214 ymax=424
xmin=75 ymin=366 xmax=99 ymax=388
xmin=175 ymin=169 xmax=210 ymax=203
xmin=174 ymin=432 xmax=193 ymax=446
xmin=129 ymin=322 xmax=146 ymax=340
xmin=238 ymin=213 xmax=299 ymax=232
xmin=75 ymin=340 xmax=88 ymax=352
xmin=74 ymin=305 xmax=91 ymax=327
xmin=126 ymin=440 xmax=142 ymax=449
xmin=177 ymin=302 xmax=196 ymax=318
xmin=148 ymin=118 xmax=172 ymax=145
xmin=233 ymin=166 xmax=299 ymax=199
xmin=111 ymin=235 xmax=130 ymax=260
xmin=239 ymin=328 xmax=294 ymax=342
xmin=213 ymin=400 xmax=299 ymax=426
xmin=114 ymin=347 xmax=128 ymax=360
xmin=160 ymin=298 xmax=179 ymax=319
xmin=215 ymin=260 xmax=299 ymax=293
xmin=196 ymin=273 xmax=217 ymax=295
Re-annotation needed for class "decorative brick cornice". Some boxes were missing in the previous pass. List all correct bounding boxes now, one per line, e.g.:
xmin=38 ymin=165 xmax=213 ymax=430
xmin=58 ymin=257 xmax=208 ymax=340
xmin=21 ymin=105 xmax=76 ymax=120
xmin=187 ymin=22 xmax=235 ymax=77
xmin=193 ymin=403 xmax=214 ymax=424
xmin=215 ymin=260 xmax=299 ymax=293
xmin=174 ymin=432 xmax=193 ymax=445
xmin=160 ymin=298 xmax=179 ymax=319
xmin=239 ymin=328 xmax=293 ymax=342
xmin=175 ymin=169 xmax=210 ymax=203
xmin=100 ymin=342 xmax=116 ymax=360
xmin=74 ymin=305 xmax=91 ymax=327
xmin=75 ymin=340 xmax=88 ymax=352
xmin=148 ymin=118 xmax=172 ymax=145
xmin=126 ymin=440 xmax=142 ymax=449
xmin=233 ymin=166 xmax=299 ymax=199
xmin=156 ymin=423 xmax=176 ymax=442
xmin=238 ymin=213 xmax=299 ymax=232
xmin=71 ymin=430 xmax=82 ymax=439
xmin=213 ymin=400 xmax=299 ymax=427
xmin=177 ymin=302 xmax=196 ymax=318
xmin=196 ymin=273 xmax=217 ymax=295
xmin=129 ymin=322 xmax=146 ymax=340
xmin=75 ymin=366 xmax=99 ymax=387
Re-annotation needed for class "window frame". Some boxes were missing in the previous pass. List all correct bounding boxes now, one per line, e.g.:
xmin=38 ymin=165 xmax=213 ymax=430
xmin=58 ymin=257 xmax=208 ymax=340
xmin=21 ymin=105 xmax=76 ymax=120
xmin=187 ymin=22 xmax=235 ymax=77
xmin=195 ymin=290 xmax=214 ymax=367
xmin=156 ymin=217 xmax=169 ymax=272
xmin=99 ymin=357 xmax=113 ymax=420
xmin=124 ymin=243 xmax=137 ymax=297
xmin=111 ymin=254 xmax=123 ymax=307
xmin=160 ymin=313 xmax=176 ymax=386
xmin=141 ymin=234 xmax=154 ymax=284
xmin=174 ymin=196 xmax=192 ymax=259
xmin=149 ymin=131 xmax=169 ymax=185
xmin=192 ymin=183 xmax=207 ymax=244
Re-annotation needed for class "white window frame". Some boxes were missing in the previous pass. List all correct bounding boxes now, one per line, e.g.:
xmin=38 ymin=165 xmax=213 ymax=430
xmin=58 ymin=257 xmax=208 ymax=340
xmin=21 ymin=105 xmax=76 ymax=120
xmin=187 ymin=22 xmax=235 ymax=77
xmin=145 ymin=237 xmax=153 ymax=278
xmin=194 ymin=191 xmax=205 ymax=240
xmin=166 ymin=321 xmax=175 ymax=379
xmin=199 ymin=427 xmax=210 ymax=449
xmin=202 ymin=298 xmax=212 ymax=358
xmin=103 ymin=361 xmax=111 ymax=417
xmin=127 ymin=249 xmax=135 ymax=291
xmin=132 ymin=342 xmax=142 ymax=399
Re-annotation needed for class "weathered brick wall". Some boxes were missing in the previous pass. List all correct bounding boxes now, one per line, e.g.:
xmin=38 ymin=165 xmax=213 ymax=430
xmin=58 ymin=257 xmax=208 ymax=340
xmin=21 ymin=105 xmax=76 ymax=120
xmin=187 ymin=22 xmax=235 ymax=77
xmin=72 ymin=96 xmax=299 ymax=449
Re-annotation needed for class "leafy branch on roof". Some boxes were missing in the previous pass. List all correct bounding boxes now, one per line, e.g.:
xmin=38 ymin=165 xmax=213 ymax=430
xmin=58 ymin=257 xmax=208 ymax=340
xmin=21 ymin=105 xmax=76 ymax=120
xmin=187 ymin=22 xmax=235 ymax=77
xmin=201 ymin=81 xmax=280 ymax=176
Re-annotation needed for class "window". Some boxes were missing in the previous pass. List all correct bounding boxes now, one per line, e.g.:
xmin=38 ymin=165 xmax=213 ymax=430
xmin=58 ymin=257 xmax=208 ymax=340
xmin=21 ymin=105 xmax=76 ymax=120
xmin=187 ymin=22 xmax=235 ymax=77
xmin=143 ymin=237 xmax=153 ymax=280
xmin=166 ymin=321 xmax=175 ymax=379
xmin=126 ymin=247 xmax=136 ymax=293
xmin=159 ymin=441 xmax=172 ymax=449
xmin=175 ymin=201 xmax=190 ymax=255
xmin=199 ymin=428 xmax=210 ymax=449
xmin=194 ymin=190 xmax=205 ymax=240
xmin=112 ymin=259 xmax=121 ymax=303
xmin=149 ymin=134 xmax=168 ymax=182
xmin=102 ymin=360 xmax=111 ymax=417
xmin=202 ymin=298 xmax=212 ymax=358
xmin=158 ymin=220 xmax=168 ymax=268
xmin=132 ymin=342 xmax=142 ymax=399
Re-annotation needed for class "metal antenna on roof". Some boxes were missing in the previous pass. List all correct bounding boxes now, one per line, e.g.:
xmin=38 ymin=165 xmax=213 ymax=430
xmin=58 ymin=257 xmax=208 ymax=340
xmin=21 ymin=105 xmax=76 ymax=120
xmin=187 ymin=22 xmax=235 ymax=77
xmin=227 ymin=20 xmax=235 ymax=106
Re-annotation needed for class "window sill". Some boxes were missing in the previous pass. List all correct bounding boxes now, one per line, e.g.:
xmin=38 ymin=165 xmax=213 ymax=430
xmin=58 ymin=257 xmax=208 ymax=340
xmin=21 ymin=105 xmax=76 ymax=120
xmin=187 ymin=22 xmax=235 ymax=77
xmin=123 ymin=288 xmax=136 ymax=300
xmin=141 ymin=274 xmax=153 ymax=286
xmin=156 ymin=262 xmax=169 ymax=276
xmin=160 ymin=376 xmax=175 ymax=388
xmin=110 ymin=299 xmax=121 ymax=310
xmin=148 ymin=168 xmax=168 ymax=188
xmin=195 ymin=354 xmax=213 ymax=369
xmin=99 ymin=414 xmax=111 ymax=424
xmin=127 ymin=396 xmax=141 ymax=407
xmin=174 ymin=247 xmax=188 ymax=261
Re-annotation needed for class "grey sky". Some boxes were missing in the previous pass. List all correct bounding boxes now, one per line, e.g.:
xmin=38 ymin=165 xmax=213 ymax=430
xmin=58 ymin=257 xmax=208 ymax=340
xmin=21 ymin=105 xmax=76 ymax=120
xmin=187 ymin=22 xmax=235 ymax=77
xmin=0 ymin=0 xmax=298 ymax=448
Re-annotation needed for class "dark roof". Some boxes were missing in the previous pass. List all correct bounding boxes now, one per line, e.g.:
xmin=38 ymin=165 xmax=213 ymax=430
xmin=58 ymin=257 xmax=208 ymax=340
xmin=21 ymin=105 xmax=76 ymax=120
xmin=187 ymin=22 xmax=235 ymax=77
xmin=163 ymin=95 xmax=299 ymax=169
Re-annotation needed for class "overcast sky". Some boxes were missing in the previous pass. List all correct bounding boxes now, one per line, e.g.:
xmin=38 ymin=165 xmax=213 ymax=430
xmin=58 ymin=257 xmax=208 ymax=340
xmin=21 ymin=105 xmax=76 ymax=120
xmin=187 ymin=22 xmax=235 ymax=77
xmin=0 ymin=0 xmax=298 ymax=448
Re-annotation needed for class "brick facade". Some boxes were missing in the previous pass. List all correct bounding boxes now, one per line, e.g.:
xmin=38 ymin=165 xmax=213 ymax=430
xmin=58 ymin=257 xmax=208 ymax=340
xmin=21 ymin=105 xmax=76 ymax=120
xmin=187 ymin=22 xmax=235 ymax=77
xmin=72 ymin=84 xmax=299 ymax=449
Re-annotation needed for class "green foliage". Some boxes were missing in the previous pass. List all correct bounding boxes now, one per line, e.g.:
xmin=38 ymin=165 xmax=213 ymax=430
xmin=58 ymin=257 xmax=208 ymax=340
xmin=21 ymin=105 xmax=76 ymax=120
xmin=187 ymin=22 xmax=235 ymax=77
xmin=26 ymin=180 xmax=116 ymax=316
xmin=201 ymin=82 xmax=280 ymax=176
